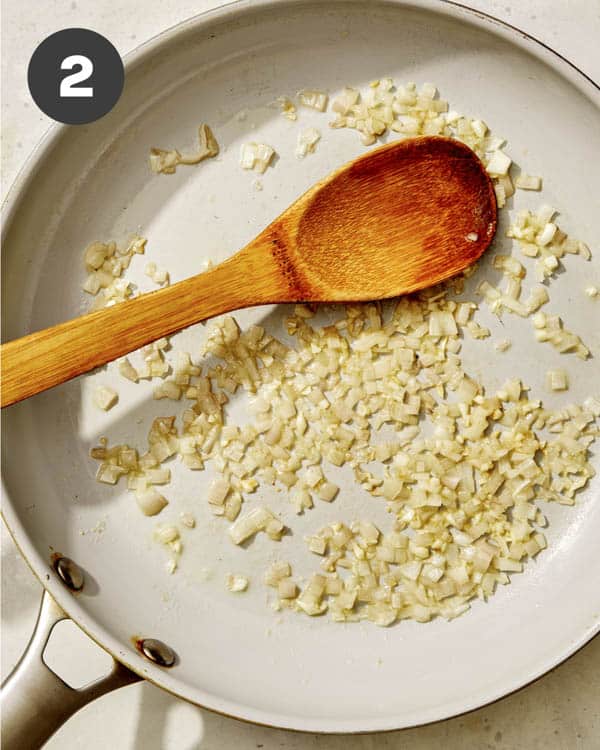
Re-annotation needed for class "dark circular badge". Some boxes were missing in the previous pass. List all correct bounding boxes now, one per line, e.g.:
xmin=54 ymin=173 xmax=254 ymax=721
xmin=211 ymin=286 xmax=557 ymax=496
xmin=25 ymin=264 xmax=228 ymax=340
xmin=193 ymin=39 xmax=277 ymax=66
xmin=27 ymin=28 xmax=124 ymax=125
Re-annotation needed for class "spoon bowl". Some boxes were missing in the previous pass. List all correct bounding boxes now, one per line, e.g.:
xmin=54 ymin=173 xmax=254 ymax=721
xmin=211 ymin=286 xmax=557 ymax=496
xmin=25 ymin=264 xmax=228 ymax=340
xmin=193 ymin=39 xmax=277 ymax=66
xmin=286 ymin=136 xmax=496 ymax=299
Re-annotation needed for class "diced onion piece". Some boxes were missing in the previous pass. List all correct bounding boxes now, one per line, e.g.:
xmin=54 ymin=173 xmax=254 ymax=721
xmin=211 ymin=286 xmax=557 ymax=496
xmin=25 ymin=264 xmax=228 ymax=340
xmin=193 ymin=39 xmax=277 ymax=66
xmin=84 ymin=241 xmax=109 ymax=271
xmin=153 ymin=380 xmax=182 ymax=400
xmin=296 ymin=127 xmax=321 ymax=158
xmin=226 ymin=573 xmax=249 ymax=592
xmin=278 ymin=579 xmax=298 ymax=599
xmin=428 ymin=311 xmax=457 ymax=336
xmin=537 ymin=222 xmax=557 ymax=247
xmin=525 ymin=285 xmax=549 ymax=313
xmin=240 ymin=143 xmax=257 ymax=169
xmin=546 ymin=369 xmax=568 ymax=392
xmin=399 ymin=561 xmax=422 ymax=581
xmin=367 ymin=603 xmax=397 ymax=627
xmin=486 ymin=150 xmax=512 ymax=176
xmin=265 ymin=561 xmax=292 ymax=586
xmin=118 ymin=358 xmax=139 ymax=383
xmin=291 ymin=488 xmax=313 ymax=514
xmin=95 ymin=463 xmax=125 ymax=485
xmin=151 ymin=124 xmax=219 ymax=174
xmin=495 ymin=557 xmax=523 ymax=573
xmin=515 ymin=174 xmax=542 ymax=191
xmin=208 ymin=478 xmax=230 ymax=506
xmin=93 ymin=386 xmax=118 ymax=411
xmin=296 ymin=574 xmax=327 ymax=615
xmin=496 ymin=174 xmax=515 ymax=199
xmin=304 ymin=466 xmax=323 ymax=488
xmin=228 ymin=507 xmax=285 ymax=544
xmin=492 ymin=254 xmax=525 ymax=278
xmin=331 ymin=87 xmax=359 ymax=114
xmin=306 ymin=535 xmax=327 ymax=555
xmin=240 ymin=142 xmax=275 ymax=173
xmin=298 ymin=89 xmax=328 ymax=111
xmin=467 ymin=321 xmax=490 ymax=339
xmin=317 ymin=481 xmax=339 ymax=502
xmin=537 ymin=205 xmax=556 ymax=224
xmin=154 ymin=525 xmax=179 ymax=545
xmin=197 ymin=123 xmax=220 ymax=158
xmin=276 ymin=96 xmax=297 ymax=120
xmin=494 ymin=184 xmax=506 ymax=208
xmin=494 ymin=339 xmax=511 ymax=352
xmin=150 ymin=148 xmax=180 ymax=174
xmin=145 ymin=262 xmax=170 ymax=286
xmin=136 ymin=487 xmax=168 ymax=516
xmin=180 ymin=512 xmax=196 ymax=528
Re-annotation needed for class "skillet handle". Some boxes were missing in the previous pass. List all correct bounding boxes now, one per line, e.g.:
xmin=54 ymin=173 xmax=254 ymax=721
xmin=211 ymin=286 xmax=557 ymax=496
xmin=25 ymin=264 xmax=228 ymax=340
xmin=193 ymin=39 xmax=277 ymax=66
xmin=1 ymin=591 xmax=142 ymax=750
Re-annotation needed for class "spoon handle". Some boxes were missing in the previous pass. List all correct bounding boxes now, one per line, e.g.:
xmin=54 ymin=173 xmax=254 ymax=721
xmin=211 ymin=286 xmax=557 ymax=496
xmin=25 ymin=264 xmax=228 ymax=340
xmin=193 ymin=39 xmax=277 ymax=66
xmin=0 ymin=243 xmax=285 ymax=407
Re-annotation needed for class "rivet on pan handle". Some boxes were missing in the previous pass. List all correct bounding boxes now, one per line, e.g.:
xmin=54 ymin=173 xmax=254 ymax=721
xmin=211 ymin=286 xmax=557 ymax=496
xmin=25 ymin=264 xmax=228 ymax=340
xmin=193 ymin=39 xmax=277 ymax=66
xmin=0 ymin=591 xmax=142 ymax=750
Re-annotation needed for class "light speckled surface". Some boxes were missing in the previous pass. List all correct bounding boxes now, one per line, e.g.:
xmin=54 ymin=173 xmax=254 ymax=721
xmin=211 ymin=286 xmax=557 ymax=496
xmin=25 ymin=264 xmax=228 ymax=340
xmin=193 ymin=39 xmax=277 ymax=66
xmin=2 ymin=1 xmax=599 ymax=747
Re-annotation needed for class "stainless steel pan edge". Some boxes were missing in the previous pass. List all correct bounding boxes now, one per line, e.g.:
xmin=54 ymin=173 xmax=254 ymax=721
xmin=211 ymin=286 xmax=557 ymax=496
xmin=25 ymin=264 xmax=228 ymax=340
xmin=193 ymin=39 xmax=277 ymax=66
xmin=1 ymin=0 xmax=599 ymax=744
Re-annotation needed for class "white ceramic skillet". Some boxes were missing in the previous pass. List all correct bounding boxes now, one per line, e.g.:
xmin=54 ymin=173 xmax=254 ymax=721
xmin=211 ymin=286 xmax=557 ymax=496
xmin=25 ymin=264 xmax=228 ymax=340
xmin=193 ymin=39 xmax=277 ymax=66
xmin=2 ymin=0 xmax=599 ymax=745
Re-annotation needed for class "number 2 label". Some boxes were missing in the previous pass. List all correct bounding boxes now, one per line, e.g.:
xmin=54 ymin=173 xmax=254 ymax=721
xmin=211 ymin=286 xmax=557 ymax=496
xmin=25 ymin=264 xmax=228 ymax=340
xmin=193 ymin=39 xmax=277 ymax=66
xmin=59 ymin=55 xmax=94 ymax=98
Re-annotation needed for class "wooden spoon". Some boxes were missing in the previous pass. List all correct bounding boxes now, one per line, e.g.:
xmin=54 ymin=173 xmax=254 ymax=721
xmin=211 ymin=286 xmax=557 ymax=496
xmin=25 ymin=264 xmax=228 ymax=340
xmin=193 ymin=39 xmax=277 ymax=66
xmin=0 ymin=136 xmax=496 ymax=407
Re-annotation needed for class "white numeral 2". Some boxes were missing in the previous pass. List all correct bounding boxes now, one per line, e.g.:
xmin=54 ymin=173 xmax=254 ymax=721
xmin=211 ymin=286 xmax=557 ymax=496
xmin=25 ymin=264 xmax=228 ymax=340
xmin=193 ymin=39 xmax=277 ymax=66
xmin=59 ymin=55 xmax=94 ymax=98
